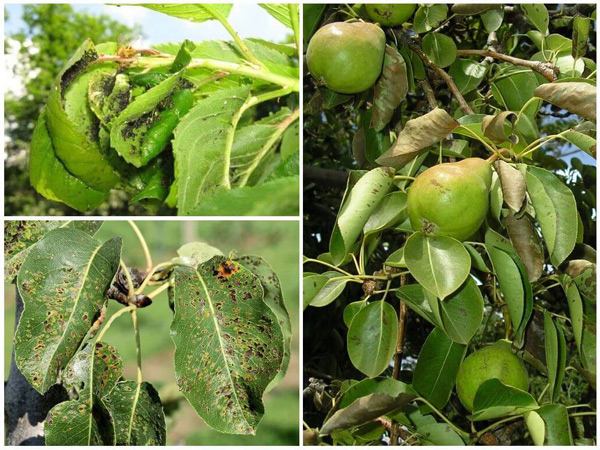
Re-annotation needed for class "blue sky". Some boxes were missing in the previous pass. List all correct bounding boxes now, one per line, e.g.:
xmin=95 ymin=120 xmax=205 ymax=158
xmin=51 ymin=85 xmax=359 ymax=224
xmin=4 ymin=4 xmax=290 ymax=45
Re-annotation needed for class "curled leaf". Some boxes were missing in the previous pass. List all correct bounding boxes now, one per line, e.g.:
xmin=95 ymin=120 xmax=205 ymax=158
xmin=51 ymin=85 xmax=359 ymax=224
xmin=371 ymin=45 xmax=408 ymax=132
xmin=534 ymin=82 xmax=596 ymax=122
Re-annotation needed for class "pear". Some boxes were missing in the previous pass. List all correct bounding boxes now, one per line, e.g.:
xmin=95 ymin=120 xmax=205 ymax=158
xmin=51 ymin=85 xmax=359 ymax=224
xmin=407 ymin=158 xmax=492 ymax=241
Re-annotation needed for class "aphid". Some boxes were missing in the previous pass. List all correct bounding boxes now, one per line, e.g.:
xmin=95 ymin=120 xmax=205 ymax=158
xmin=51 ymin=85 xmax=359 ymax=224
xmin=217 ymin=261 xmax=240 ymax=279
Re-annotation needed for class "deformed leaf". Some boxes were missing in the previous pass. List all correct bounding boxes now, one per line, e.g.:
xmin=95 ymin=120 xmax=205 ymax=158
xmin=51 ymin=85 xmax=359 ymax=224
xmin=494 ymin=160 xmax=526 ymax=213
xmin=15 ymin=228 xmax=121 ymax=393
xmin=533 ymin=82 xmax=596 ymax=122
xmin=169 ymin=256 xmax=283 ymax=434
xmin=103 ymin=381 xmax=166 ymax=445
xmin=371 ymin=45 xmax=408 ymax=132
xmin=471 ymin=379 xmax=538 ymax=421
xmin=376 ymin=108 xmax=459 ymax=169
xmin=505 ymin=212 xmax=544 ymax=282
xmin=483 ymin=112 xmax=517 ymax=144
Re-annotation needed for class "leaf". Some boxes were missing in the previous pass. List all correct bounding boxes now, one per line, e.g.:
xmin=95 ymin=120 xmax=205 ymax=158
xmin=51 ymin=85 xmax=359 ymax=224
xmin=128 ymin=156 xmax=173 ymax=211
xmin=142 ymin=4 xmax=233 ymax=23
xmin=521 ymin=4 xmax=549 ymax=33
xmin=308 ymin=275 xmax=348 ymax=308
xmin=561 ymin=275 xmax=584 ymax=354
xmin=448 ymin=59 xmax=487 ymax=94
xmin=343 ymin=301 xmax=367 ymax=328
xmin=485 ymin=228 xmax=533 ymax=346
xmin=470 ymin=379 xmax=538 ymax=421
xmin=259 ymin=4 xmax=292 ymax=28
xmin=494 ymin=160 xmax=525 ymax=213
xmin=464 ymin=243 xmax=491 ymax=273
xmin=543 ymin=312 xmax=566 ymax=403
xmin=481 ymin=8 xmax=504 ymax=32
xmin=404 ymin=232 xmax=471 ymax=300
xmin=347 ymin=300 xmax=398 ymax=378
xmin=45 ymin=396 xmax=114 ymax=445
xmin=4 ymin=220 xmax=102 ymax=283
xmin=237 ymin=255 xmax=292 ymax=392
xmin=111 ymin=74 xmax=182 ymax=168
xmin=413 ymin=328 xmax=467 ymax=409
xmin=505 ymin=213 xmax=544 ymax=282
xmin=451 ymin=4 xmax=501 ymax=15
xmin=413 ymin=4 xmax=448 ymax=34
xmin=186 ymin=175 xmax=299 ymax=216
xmin=422 ymin=33 xmax=457 ymax=69
xmin=483 ymin=112 xmax=518 ymax=145
xmin=533 ymin=82 xmax=596 ymax=122
xmin=572 ymin=17 xmax=590 ymax=60
xmin=169 ymin=256 xmax=284 ymax=434
xmin=280 ymin=119 xmax=299 ymax=159
xmin=329 ymin=168 xmax=394 ymax=265
xmin=103 ymin=381 xmax=166 ymax=445
xmin=303 ymin=4 xmax=326 ymax=46
xmin=525 ymin=166 xmax=578 ymax=266
xmin=525 ymin=410 xmax=545 ymax=446
xmin=62 ymin=342 xmax=122 ymax=399
xmin=321 ymin=381 xmax=416 ymax=435
xmin=418 ymin=423 xmax=466 ymax=445
xmin=385 ymin=247 xmax=406 ymax=269
xmin=29 ymin=111 xmax=109 ymax=212
xmin=371 ymin=46 xmax=408 ymax=132
xmin=363 ymin=191 xmax=408 ymax=236
xmin=376 ymin=108 xmax=459 ymax=169
xmin=15 ymin=228 xmax=121 ymax=393
xmin=536 ymin=404 xmax=574 ymax=445
xmin=172 ymin=241 xmax=224 ymax=267
xmin=491 ymin=66 xmax=541 ymax=111
xmin=172 ymin=86 xmax=251 ymax=214
xmin=562 ymin=129 xmax=596 ymax=158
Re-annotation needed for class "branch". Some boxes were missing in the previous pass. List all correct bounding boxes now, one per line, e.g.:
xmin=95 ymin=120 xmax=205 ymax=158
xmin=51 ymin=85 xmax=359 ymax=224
xmin=419 ymin=79 xmax=438 ymax=109
xmin=303 ymin=165 xmax=348 ymax=188
xmin=457 ymin=49 xmax=559 ymax=82
xmin=399 ymin=33 xmax=475 ymax=115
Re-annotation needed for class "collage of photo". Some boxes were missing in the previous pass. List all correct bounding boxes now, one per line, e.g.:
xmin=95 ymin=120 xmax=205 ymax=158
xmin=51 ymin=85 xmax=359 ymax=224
xmin=2 ymin=2 xmax=597 ymax=447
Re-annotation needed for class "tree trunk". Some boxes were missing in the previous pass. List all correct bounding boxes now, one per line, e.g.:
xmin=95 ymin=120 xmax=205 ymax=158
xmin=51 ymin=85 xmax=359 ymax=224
xmin=4 ymin=287 xmax=65 ymax=445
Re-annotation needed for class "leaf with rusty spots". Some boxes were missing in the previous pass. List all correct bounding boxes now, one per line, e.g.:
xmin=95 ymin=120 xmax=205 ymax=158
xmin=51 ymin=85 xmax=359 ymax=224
xmin=376 ymin=108 xmax=459 ymax=169
xmin=44 ymin=395 xmax=115 ymax=445
xmin=14 ymin=228 xmax=121 ymax=394
xmin=4 ymin=220 xmax=102 ymax=284
xmin=62 ymin=341 xmax=122 ymax=399
xmin=237 ymin=255 xmax=291 ymax=392
xmin=494 ymin=161 xmax=526 ymax=213
xmin=371 ymin=45 xmax=408 ymax=132
xmin=169 ymin=255 xmax=284 ymax=434
xmin=102 ymin=380 xmax=166 ymax=445
xmin=505 ymin=212 xmax=544 ymax=282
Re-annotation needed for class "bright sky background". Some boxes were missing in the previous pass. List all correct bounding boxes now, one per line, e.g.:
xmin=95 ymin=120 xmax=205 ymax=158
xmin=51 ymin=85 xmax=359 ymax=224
xmin=4 ymin=3 xmax=290 ymax=45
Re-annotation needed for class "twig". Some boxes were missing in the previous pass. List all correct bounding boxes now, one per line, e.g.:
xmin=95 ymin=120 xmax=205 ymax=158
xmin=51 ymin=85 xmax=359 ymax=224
xmin=399 ymin=33 xmax=474 ymax=115
xmin=419 ymin=79 xmax=438 ymax=109
xmin=457 ymin=49 xmax=559 ymax=82
xmin=392 ymin=276 xmax=408 ymax=380
xmin=303 ymin=165 xmax=349 ymax=188
xmin=127 ymin=220 xmax=152 ymax=272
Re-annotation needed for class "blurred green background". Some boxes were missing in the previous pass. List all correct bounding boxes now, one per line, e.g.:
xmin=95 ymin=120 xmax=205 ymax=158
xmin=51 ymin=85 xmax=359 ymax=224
xmin=4 ymin=220 xmax=299 ymax=445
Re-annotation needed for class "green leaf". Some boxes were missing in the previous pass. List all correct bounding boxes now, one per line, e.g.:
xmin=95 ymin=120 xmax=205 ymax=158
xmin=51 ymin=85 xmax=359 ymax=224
xmin=363 ymin=191 xmax=408 ymax=236
xmin=343 ymin=300 xmax=367 ymax=328
xmin=329 ymin=168 xmax=395 ymax=265
xmin=186 ymin=176 xmax=299 ymax=216
xmin=259 ymin=4 xmax=292 ymax=28
xmin=385 ymin=247 xmax=406 ymax=269
xmin=4 ymin=220 xmax=102 ymax=283
xmin=481 ymin=8 xmax=504 ymax=32
xmin=418 ymin=423 xmax=466 ymax=445
xmin=533 ymin=82 xmax=596 ymax=122
xmin=562 ymin=129 xmax=596 ymax=158
xmin=413 ymin=328 xmax=467 ymax=409
xmin=172 ymin=241 xmax=223 ymax=267
xmin=142 ymin=4 xmax=233 ymax=23
xmin=280 ymin=119 xmax=299 ymax=159
xmin=525 ymin=166 xmax=578 ymax=267
xmin=543 ymin=312 xmax=566 ymax=403
xmin=62 ymin=342 xmax=122 ymax=399
xmin=303 ymin=4 xmax=326 ymax=46
xmin=470 ymin=379 xmax=538 ymax=421
xmin=376 ymin=108 xmax=459 ymax=169
xmin=169 ymin=256 xmax=283 ymax=434
xmin=449 ymin=59 xmax=487 ymax=94
xmin=561 ymin=275 xmax=584 ymax=354
xmin=45 ymin=396 xmax=114 ymax=445
xmin=308 ymin=274 xmax=348 ymax=308
xmin=347 ymin=300 xmax=398 ymax=377
xmin=422 ymin=33 xmax=457 ymax=69
xmin=371 ymin=45 xmax=408 ymax=132
xmin=572 ymin=17 xmax=591 ymax=60
xmin=537 ymin=404 xmax=574 ymax=445
xmin=464 ymin=243 xmax=490 ymax=273
xmin=102 ymin=381 xmax=166 ymax=445
xmin=413 ymin=4 xmax=448 ymax=34
xmin=521 ymin=4 xmax=549 ymax=33
xmin=111 ymin=74 xmax=182 ymax=168
xmin=15 ymin=228 xmax=121 ymax=393
xmin=404 ymin=232 xmax=471 ymax=300
xmin=173 ymin=86 xmax=251 ymax=215
xmin=491 ymin=66 xmax=541 ymax=111
xmin=30 ymin=111 xmax=109 ymax=212
xmin=237 ymin=255 xmax=292 ymax=392
xmin=485 ymin=228 xmax=533 ymax=347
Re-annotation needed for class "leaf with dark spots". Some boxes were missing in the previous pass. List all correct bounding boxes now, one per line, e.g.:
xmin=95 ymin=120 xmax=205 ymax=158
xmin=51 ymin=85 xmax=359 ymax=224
xmin=4 ymin=220 xmax=102 ymax=284
xmin=102 ymin=381 xmax=166 ymax=445
xmin=371 ymin=45 xmax=408 ymax=132
xmin=376 ymin=108 xmax=459 ymax=169
xmin=506 ymin=212 xmax=544 ymax=282
xmin=14 ymin=228 xmax=121 ymax=394
xmin=170 ymin=255 xmax=284 ymax=434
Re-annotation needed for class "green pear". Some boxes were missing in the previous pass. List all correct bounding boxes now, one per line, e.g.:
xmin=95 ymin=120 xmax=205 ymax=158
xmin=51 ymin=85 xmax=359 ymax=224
xmin=365 ymin=4 xmax=417 ymax=27
xmin=407 ymin=157 xmax=492 ymax=241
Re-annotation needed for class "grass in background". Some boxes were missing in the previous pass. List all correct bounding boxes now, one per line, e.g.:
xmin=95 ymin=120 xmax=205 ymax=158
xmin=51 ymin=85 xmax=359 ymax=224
xmin=4 ymin=220 xmax=299 ymax=445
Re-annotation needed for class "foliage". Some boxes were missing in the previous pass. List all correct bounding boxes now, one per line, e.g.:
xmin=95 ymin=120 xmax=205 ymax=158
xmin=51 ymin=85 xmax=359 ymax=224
xmin=304 ymin=3 xmax=596 ymax=446
xmin=5 ymin=220 xmax=292 ymax=444
xmin=7 ymin=4 xmax=299 ymax=216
